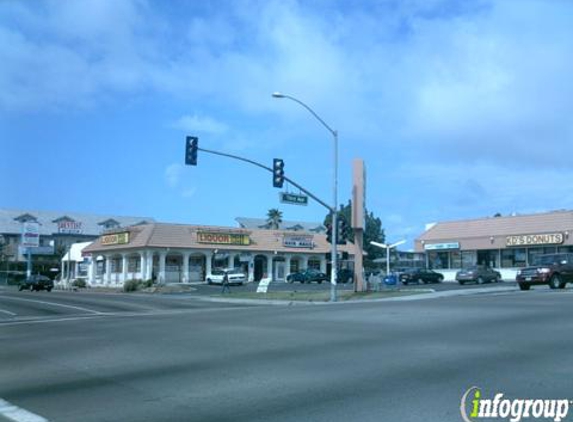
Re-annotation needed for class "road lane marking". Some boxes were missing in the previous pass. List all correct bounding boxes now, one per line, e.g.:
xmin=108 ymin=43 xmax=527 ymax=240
xmin=0 ymin=295 xmax=102 ymax=315
xmin=0 ymin=398 xmax=48 ymax=422
xmin=0 ymin=309 xmax=17 ymax=316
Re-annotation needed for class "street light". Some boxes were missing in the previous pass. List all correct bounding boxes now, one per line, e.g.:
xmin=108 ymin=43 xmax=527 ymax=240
xmin=370 ymin=240 xmax=406 ymax=276
xmin=273 ymin=91 xmax=339 ymax=302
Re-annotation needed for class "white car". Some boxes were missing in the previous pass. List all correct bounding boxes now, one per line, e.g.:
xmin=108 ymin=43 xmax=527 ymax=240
xmin=206 ymin=268 xmax=247 ymax=285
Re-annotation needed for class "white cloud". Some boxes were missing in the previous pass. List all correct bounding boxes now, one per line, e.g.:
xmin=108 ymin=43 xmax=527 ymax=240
xmin=171 ymin=114 xmax=228 ymax=135
xmin=164 ymin=163 xmax=183 ymax=188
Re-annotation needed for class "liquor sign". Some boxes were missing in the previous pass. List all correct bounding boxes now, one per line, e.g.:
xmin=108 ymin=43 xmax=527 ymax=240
xmin=424 ymin=242 xmax=460 ymax=251
xmin=197 ymin=232 xmax=250 ymax=246
xmin=58 ymin=221 xmax=83 ymax=234
xmin=101 ymin=232 xmax=130 ymax=246
xmin=283 ymin=235 xmax=314 ymax=249
xmin=280 ymin=192 xmax=308 ymax=206
xmin=506 ymin=233 xmax=564 ymax=247
xmin=21 ymin=222 xmax=40 ymax=248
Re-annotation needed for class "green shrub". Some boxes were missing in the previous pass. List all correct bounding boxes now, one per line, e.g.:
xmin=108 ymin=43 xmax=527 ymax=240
xmin=72 ymin=279 xmax=87 ymax=288
xmin=143 ymin=279 xmax=154 ymax=288
xmin=123 ymin=279 xmax=141 ymax=292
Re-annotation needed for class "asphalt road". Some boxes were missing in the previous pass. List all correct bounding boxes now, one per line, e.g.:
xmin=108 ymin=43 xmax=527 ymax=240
xmin=1 ymin=287 xmax=572 ymax=422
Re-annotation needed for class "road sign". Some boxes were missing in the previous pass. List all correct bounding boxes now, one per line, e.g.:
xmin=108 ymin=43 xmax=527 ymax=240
xmin=279 ymin=192 xmax=308 ymax=206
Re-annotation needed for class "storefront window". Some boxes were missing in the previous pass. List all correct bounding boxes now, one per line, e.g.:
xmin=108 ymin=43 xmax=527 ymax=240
xmin=428 ymin=251 xmax=449 ymax=269
xmin=111 ymin=258 xmax=122 ymax=273
xmin=477 ymin=250 xmax=499 ymax=268
xmin=290 ymin=260 xmax=300 ymax=273
xmin=308 ymin=259 xmax=321 ymax=270
xmin=501 ymin=248 xmax=527 ymax=268
xmin=527 ymin=248 xmax=544 ymax=266
xmin=558 ymin=246 xmax=573 ymax=253
xmin=461 ymin=251 xmax=477 ymax=268
xmin=128 ymin=257 xmax=141 ymax=272
xmin=450 ymin=251 xmax=462 ymax=269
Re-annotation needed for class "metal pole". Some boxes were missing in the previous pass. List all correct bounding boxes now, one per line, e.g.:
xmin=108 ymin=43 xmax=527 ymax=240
xmin=26 ymin=247 xmax=32 ymax=278
xmin=386 ymin=247 xmax=390 ymax=276
xmin=330 ymin=131 xmax=338 ymax=302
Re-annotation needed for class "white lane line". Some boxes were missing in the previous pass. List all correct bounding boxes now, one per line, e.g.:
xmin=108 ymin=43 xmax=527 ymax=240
xmin=0 ymin=309 xmax=17 ymax=316
xmin=0 ymin=296 xmax=102 ymax=315
xmin=0 ymin=398 xmax=48 ymax=422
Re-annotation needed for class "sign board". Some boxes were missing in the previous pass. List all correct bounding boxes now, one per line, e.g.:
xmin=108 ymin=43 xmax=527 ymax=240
xmin=21 ymin=222 xmax=40 ymax=248
xmin=280 ymin=192 xmax=308 ymax=206
xmin=197 ymin=232 xmax=250 ymax=246
xmin=58 ymin=221 xmax=83 ymax=234
xmin=506 ymin=233 xmax=564 ymax=247
xmin=257 ymin=277 xmax=272 ymax=293
xmin=101 ymin=232 xmax=130 ymax=246
xmin=283 ymin=235 xmax=314 ymax=249
xmin=424 ymin=242 xmax=460 ymax=251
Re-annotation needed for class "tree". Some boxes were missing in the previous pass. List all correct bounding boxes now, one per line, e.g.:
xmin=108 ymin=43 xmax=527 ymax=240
xmin=323 ymin=200 xmax=385 ymax=269
xmin=266 ymin=208 xmax=283 ymax=230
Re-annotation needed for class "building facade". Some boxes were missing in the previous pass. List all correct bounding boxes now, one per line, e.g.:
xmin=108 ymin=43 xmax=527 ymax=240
xmin=83 ymin=222 xmax=350 ymax=286
xmin=415 ymin=210 xmax=573 ymax=281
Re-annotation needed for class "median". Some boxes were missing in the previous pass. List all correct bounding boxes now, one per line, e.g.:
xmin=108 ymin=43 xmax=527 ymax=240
xmin=211 ymin=289 xmax=433 ymax=302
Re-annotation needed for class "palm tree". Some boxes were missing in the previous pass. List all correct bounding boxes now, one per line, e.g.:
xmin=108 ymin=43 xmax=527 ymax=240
xmin=266 ymin=209 xmax=283 ymax=230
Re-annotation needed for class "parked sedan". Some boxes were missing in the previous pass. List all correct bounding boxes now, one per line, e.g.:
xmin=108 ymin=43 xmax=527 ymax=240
xmin=286 ymin=269 xmax=328 ymax=284
xmin=206 ymin=268 xmax=247 ymax=285
xmin=19 ymin=275 xmax=54 ymax=292
xmin=455 ymin=265 xmax=502 ymax=285
xmin=399 ymin=269 xmax=444 ymax=285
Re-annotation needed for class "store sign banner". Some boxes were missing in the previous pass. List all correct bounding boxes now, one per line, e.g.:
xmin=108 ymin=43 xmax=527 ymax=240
xmin=424 ymin=242 xmax=460 ymax=251
xmin=506 ymin=233 xmax=564 ymax=247
xmin=58 ymin=221 xmax=83 ymax=234
xmin=21 ymin=222 xmax=40 ymax=248
xmin=283 ymin=235 xmax=314 ymax=249
xmin=197 ymin=232 xmax=250 ymax=245
xmin=101 ymin=232 xmax=130 ymax=246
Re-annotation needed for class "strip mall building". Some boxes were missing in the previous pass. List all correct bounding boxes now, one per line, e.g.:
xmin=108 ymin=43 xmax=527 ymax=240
xmin=83 ymin=222 xmax=348 ymax=285
xmin=415 ymin=210 xmax=573 ymax=281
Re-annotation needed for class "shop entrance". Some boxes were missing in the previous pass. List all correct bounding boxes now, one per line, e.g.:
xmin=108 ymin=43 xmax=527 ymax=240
xmin=254 ymin=255 xmax=267 ymax=281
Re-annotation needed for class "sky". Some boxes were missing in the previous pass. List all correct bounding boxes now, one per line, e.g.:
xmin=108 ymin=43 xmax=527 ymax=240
xmin=1 ymin=0 xmax=572 ymax=249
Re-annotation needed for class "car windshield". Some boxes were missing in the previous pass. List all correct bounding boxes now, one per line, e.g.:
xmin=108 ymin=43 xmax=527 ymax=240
xmin=212 ymin=270 xmax=225 ymax=275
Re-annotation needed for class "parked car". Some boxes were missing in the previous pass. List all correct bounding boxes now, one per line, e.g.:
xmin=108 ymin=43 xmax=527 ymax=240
xmin=515 ymin=253 xmax=573 ymax=291
xmin=455 ymin=265 xmax=502 ymax=285
xmin=206 ymin=268 xmax=247 ymax=285
xmin=399 ymin=269 xmax=444 ymax=285
xmin=286 ymin=269 xmax=328 ymax=284
xmin=337 ymin=268 xmax=354 ymax=284
xmin=19 ymin=275 xmax=54 ymax=292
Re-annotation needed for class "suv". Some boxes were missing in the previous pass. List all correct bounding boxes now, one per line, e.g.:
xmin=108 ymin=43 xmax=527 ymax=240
xmin=19 ymin=275 xmax=54 ymax=292
xmin=516 ymin=253 xmax=573 ymax=291
xmin=456 ymin=265 xmax=502 ymax=285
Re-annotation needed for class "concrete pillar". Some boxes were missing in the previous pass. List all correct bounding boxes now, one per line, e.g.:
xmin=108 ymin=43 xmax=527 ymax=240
xmin=122 ymin=253 xmax=128 ymax=284
xmin=182 ymin=252 xmax=190 ymax=283
xmin=248 ymin=256 xmax=255 ymax=282
xmin=266 ymin=254 xmax=273 ymax=280
xmin=146 ymin=251 xmax=153 ymax=281
xmin=285 ymin=255 xmax=292 ymax=278
xmin=88 ymin=256 xmax=96 ymax=285
xmin=302 ymin=255 xmax=309 ymax=271
xmin=105 ymin=255 xmax=112 ymax=285
xmin=205 ymin=251 xmax=213 ymax=280
xmin=139 ymin=253 xmax=146 ymax=280
xmin=320 ymin=256 xmax=327 ymax=274
xmin=159 ymin=252 xmax=167 ymax=284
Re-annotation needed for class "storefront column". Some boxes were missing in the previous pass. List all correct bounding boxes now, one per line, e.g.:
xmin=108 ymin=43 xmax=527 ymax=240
xmin=266 ymin=254 xmax=273 ymax=280
xmin=302 ymin=256 xmax=309 ymax=271
xmin=285 ymin=255 xmax=292 ymax=277
xmin=139 ymin=253 xmax=146 ymax=280
xmin=122 ymin=253 xmax=128 ymax=284
xmin=146 ymin=251 xmax=153 ymax=281
xmin=105 ymin=255 xmax=112 ymax=285
xmin=320 ymin=257 xmax=327 ymax=274
xmin=248 ymin=256 xmax=254 ymax=282
xmin=205 ymin=251 xmax=213 ymax=279
xmin=158 ymin=252 xmax=167 ymax=284
xmin=182 ymin=252 xmax=190 ymax=283
xmin=88 ymin=257 xmax=96 ymax=285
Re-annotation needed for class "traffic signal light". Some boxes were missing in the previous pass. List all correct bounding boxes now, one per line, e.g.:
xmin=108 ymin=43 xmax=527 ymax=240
xmin=185 ymin=136 xmax=198 ymax=166
xmin=272 ymin=158 xmax=284 ymax=188
xmin=326 ymin=222 xmax=332 ymax=244
xmin=337 ymin=216 xmax=348 ymax=245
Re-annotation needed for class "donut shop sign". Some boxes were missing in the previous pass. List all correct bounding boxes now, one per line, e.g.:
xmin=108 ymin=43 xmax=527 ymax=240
xmin=506 ymin=232 xmax=564 ymax=247
xmin=197 ymin=232 xmax=250 ymax=246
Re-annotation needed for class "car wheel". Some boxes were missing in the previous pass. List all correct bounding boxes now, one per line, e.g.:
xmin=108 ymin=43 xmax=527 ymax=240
xmin=47 ymin=287 xmax=52 ymax=292
xmin=317 ymin=280 xmax=322 ymax=284
xmin=458 ymin=281 xmax=465 ymax=285
xmin=519 ymin=283 xmax=531 ymax=291
xmin=549 ymin=275 xmax=563 ymax=289
xmin=207 ymin=279 xmax=212 ymax=285
xmin=437 ymin=277 xmax=444 ymax=283
xmin=477 ymin=277 xmax=484 ymax=285
xmin=496 ymin=276 xmax=502 ymax=283
xmin=402 ymin=281 xmax=408 ymax=285
xmin=287 ymin=279 xmax=293 ymax=284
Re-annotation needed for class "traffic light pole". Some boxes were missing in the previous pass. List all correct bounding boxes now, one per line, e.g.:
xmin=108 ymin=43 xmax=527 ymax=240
xmin=198 ymin=147 xmax=333 ymax=211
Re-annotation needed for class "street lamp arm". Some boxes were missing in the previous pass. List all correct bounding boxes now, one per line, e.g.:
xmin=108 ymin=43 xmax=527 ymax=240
xmin=272 ymin=93 xmax=337 ymax=137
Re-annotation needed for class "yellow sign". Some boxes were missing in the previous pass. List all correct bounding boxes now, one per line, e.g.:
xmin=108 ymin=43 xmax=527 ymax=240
xmin=506 ymin=233 xmax=564 ymax=247
xmin=101 ymin=232 xmax=130 ymax=246
xmin=197 ymin=232 xmax=250 ymax=246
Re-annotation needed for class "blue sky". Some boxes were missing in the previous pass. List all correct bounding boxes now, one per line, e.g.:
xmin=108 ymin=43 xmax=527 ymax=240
xmin=1 ymin=0 xmax=572 ymax=249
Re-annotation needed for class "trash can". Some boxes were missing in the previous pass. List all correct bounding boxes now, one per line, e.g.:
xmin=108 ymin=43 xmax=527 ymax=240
xmin=383 ymin=274 xmax=398 ymax=286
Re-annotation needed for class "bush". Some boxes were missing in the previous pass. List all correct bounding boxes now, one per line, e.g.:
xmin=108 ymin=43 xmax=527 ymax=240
xmin=72 ymin=279 xmax=87 ymax=288
xmin=123 ymin=279 xmax=145 ymax=292
xmin=143 ymin=279 xmax=154 ymax=288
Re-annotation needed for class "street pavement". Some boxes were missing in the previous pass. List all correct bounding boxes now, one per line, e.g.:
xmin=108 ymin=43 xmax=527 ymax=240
xmin=0 ymin=286 xmax=572 ymax=422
